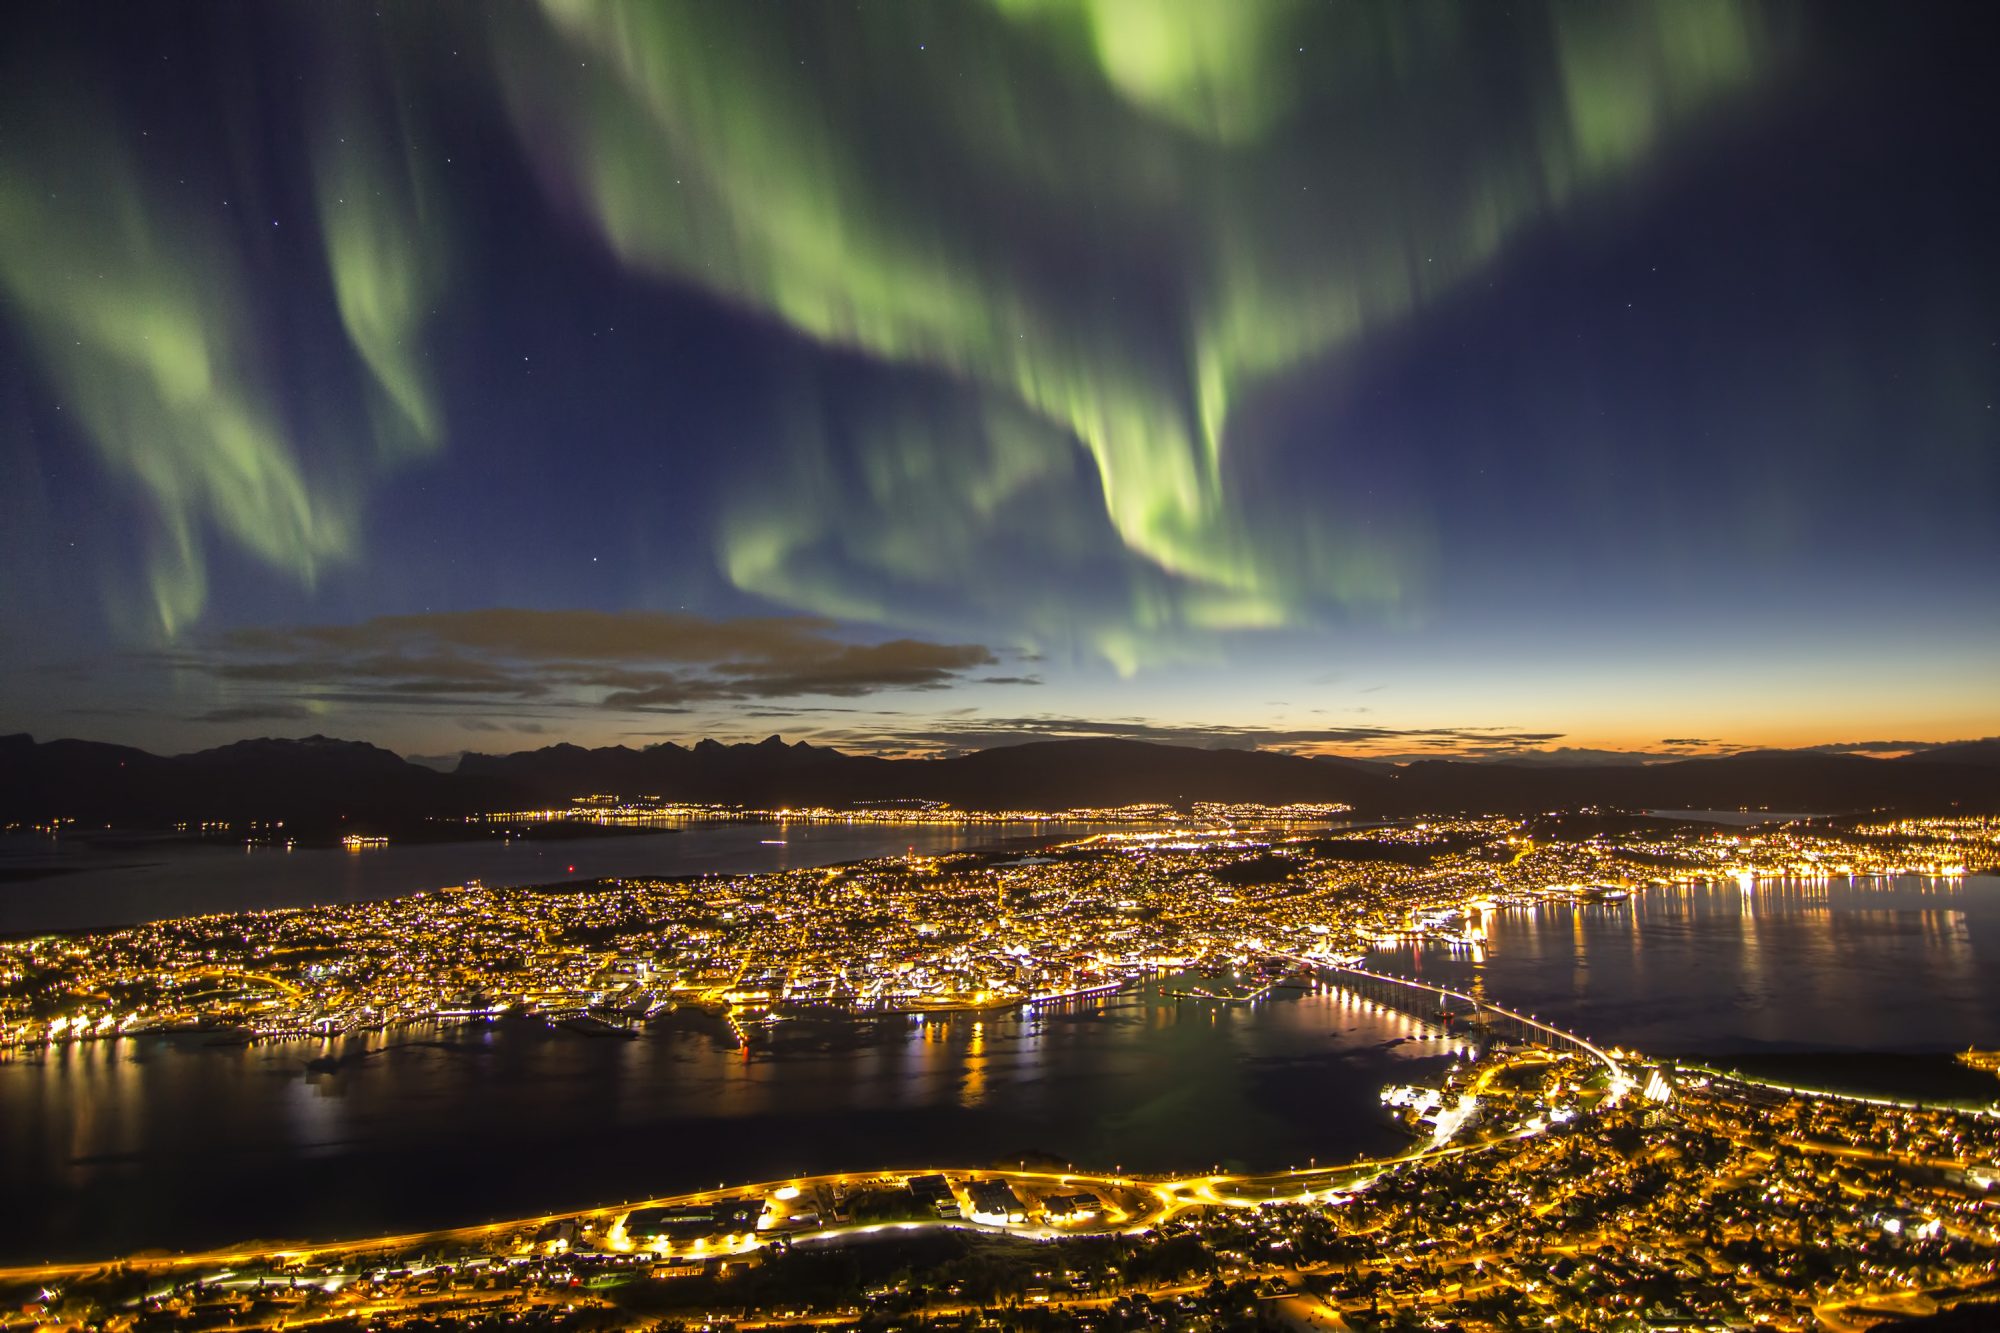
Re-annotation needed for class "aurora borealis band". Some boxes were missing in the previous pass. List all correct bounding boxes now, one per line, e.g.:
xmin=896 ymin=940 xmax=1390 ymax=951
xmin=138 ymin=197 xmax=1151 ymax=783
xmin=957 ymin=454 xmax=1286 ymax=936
xmin=1 ymin=2 xmax=1995 ymax=761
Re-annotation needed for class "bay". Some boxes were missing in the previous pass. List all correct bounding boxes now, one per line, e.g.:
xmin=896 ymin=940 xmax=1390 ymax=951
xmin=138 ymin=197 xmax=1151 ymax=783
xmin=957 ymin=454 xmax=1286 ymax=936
xmin=10 ymin=865 xmax=2000 ymax=1265
xmin=0 ymin=820 xmax=1123 ymax=935
xmin=0 ymin=981 xmax=1455 ymax=1263
xmin=1368 ymin=873 xmax=2000 ymax=1055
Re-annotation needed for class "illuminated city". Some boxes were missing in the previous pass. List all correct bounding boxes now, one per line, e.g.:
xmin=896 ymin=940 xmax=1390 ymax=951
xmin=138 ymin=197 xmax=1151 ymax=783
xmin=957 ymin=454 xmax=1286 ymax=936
xmin=7 ymin=1036 xmax=1999 ymax=1333
xmin=5 ymin=1 xmax=2000 ymax=1328
xmin=5 ymin=812 xmax=1994 ymax=1049
xmin=5 ymin=814 xmax=2000 ymax=1328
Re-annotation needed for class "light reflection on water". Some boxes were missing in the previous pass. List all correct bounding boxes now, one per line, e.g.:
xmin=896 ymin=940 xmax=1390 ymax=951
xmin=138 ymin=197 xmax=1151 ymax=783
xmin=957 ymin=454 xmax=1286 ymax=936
xmin=0 ymin=978 xmax=1454 ymax=1263
xmin=0 ymin=821 xmax=1133 ymax=934
xmin=11 ymin=867 xmax=1992 ymax=1262
xmin=1371 ymin=874 xmax=2000 ymax=1055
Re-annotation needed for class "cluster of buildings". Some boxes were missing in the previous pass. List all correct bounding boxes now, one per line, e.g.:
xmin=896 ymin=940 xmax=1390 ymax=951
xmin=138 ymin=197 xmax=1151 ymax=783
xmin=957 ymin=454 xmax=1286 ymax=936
xmin=472 ymin=800 xmax=1166 ymax=829
xmin=0 ymin=818 xmax=1434 ymax=1045
xmin=2 ymin=812 xmax=1992 ymax=1050
xmin=6 ymin=808 xmax=1996 ymax=1327
xmin=464 ymin=799 xmax=1350 ymax=830
xmin=12 ymin=1037 xmax=1998 ymax=1331
xmin=1288 ymin=1063 xmax=2000 ymax=1329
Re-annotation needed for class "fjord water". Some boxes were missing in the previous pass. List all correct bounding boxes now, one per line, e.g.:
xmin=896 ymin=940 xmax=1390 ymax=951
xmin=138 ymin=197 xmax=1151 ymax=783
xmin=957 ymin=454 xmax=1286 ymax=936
xmin=0 ymin=821 xmax=1123 ymax=934
xmin=5 ymin=871 xmax=1998 ymax=1264
xmin=1370 ymin=874 xmax=2000 ymax=1054
xmin=0 ymin=982 xmax=1453 ymax=1263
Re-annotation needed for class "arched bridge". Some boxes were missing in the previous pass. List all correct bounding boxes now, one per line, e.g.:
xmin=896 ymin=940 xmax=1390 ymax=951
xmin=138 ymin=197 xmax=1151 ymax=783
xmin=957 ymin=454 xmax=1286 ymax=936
xmin=1306 ymin=961 xmax=1626 ymax=1080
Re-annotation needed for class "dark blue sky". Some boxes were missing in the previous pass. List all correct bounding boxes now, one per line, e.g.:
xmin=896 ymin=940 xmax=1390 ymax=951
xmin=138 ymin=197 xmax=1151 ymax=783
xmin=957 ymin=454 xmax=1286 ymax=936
xmin=2 ymin=1 xmax=1995 ymax=761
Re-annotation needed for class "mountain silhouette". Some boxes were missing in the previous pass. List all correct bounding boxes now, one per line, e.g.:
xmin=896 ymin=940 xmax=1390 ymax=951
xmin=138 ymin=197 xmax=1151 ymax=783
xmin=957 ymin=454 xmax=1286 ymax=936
xmin=3 ymin=732 xmax=1996 ymax=836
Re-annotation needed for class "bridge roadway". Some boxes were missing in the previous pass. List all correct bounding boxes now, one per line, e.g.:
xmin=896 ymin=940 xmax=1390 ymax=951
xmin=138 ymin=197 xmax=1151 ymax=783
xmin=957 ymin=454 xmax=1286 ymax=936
xmin=0 ymin=969 xmax=1627 ymax=1285
xmin=1306 ymin=961 xmax=1628 ymax=1079
xmin=0 ymin=1127 xmax=1562 ymax=1286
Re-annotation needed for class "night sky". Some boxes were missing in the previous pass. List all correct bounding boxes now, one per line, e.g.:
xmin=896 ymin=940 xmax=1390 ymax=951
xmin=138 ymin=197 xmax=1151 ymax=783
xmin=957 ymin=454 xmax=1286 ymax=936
xmin=2 ymin=1 xmax=1995 ymax=763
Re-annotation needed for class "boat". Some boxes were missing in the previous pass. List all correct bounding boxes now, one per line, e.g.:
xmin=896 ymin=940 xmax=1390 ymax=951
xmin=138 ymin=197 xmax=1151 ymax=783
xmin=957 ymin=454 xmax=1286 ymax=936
xmin=1956 ymin=1049 xmax=2000 ymax=1078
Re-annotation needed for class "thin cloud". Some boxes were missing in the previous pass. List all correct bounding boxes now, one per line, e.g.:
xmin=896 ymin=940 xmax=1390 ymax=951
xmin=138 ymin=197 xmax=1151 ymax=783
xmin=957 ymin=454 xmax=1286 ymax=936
xmin=798 ymin=716 xmax=1812 ymax=764
xmin=161 ymin=608 xmax=998 ymax=721
xmin=189 ymin=703 xmax=316 ymax=724
xmin=1799 ymin=738 xmax=1950 ymax=756
xmin=809 ymin=714 xmax=1577 ymax=758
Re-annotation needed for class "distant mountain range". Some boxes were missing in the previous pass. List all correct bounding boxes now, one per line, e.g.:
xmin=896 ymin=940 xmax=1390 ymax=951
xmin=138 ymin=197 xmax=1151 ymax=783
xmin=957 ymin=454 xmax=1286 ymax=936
xmin=4 ymin=732 xmax=1998 ymax=837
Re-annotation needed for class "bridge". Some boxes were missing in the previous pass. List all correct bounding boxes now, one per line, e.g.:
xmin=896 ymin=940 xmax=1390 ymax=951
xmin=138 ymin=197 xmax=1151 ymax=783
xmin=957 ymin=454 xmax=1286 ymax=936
xmin=0 ymin=963 xmax=1636 ymax=1284
xmin=1304 ymin=961 xmax=1626 ymax=1081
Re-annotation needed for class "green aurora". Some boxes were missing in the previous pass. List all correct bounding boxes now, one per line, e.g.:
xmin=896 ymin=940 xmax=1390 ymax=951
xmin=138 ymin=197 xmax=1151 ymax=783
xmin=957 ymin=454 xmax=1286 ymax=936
xmin=3 ymin=1 xmax=1772 ymax=663
xmin=498 ymin=0 xmax=1767 ymax=665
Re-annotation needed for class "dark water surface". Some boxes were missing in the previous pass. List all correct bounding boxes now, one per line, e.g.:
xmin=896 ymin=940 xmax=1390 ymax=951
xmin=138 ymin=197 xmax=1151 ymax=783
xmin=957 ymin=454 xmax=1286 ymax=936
xmin=8 ymin=871 xmax=1997 ymax=1264
xmin=0 ymin=821 xmax=1123 ymax=934
xmin=1368 ymin=874 xmax=2000 ymax=1055
xmin=0 ymin=982 xmax=1455 ymax=1263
